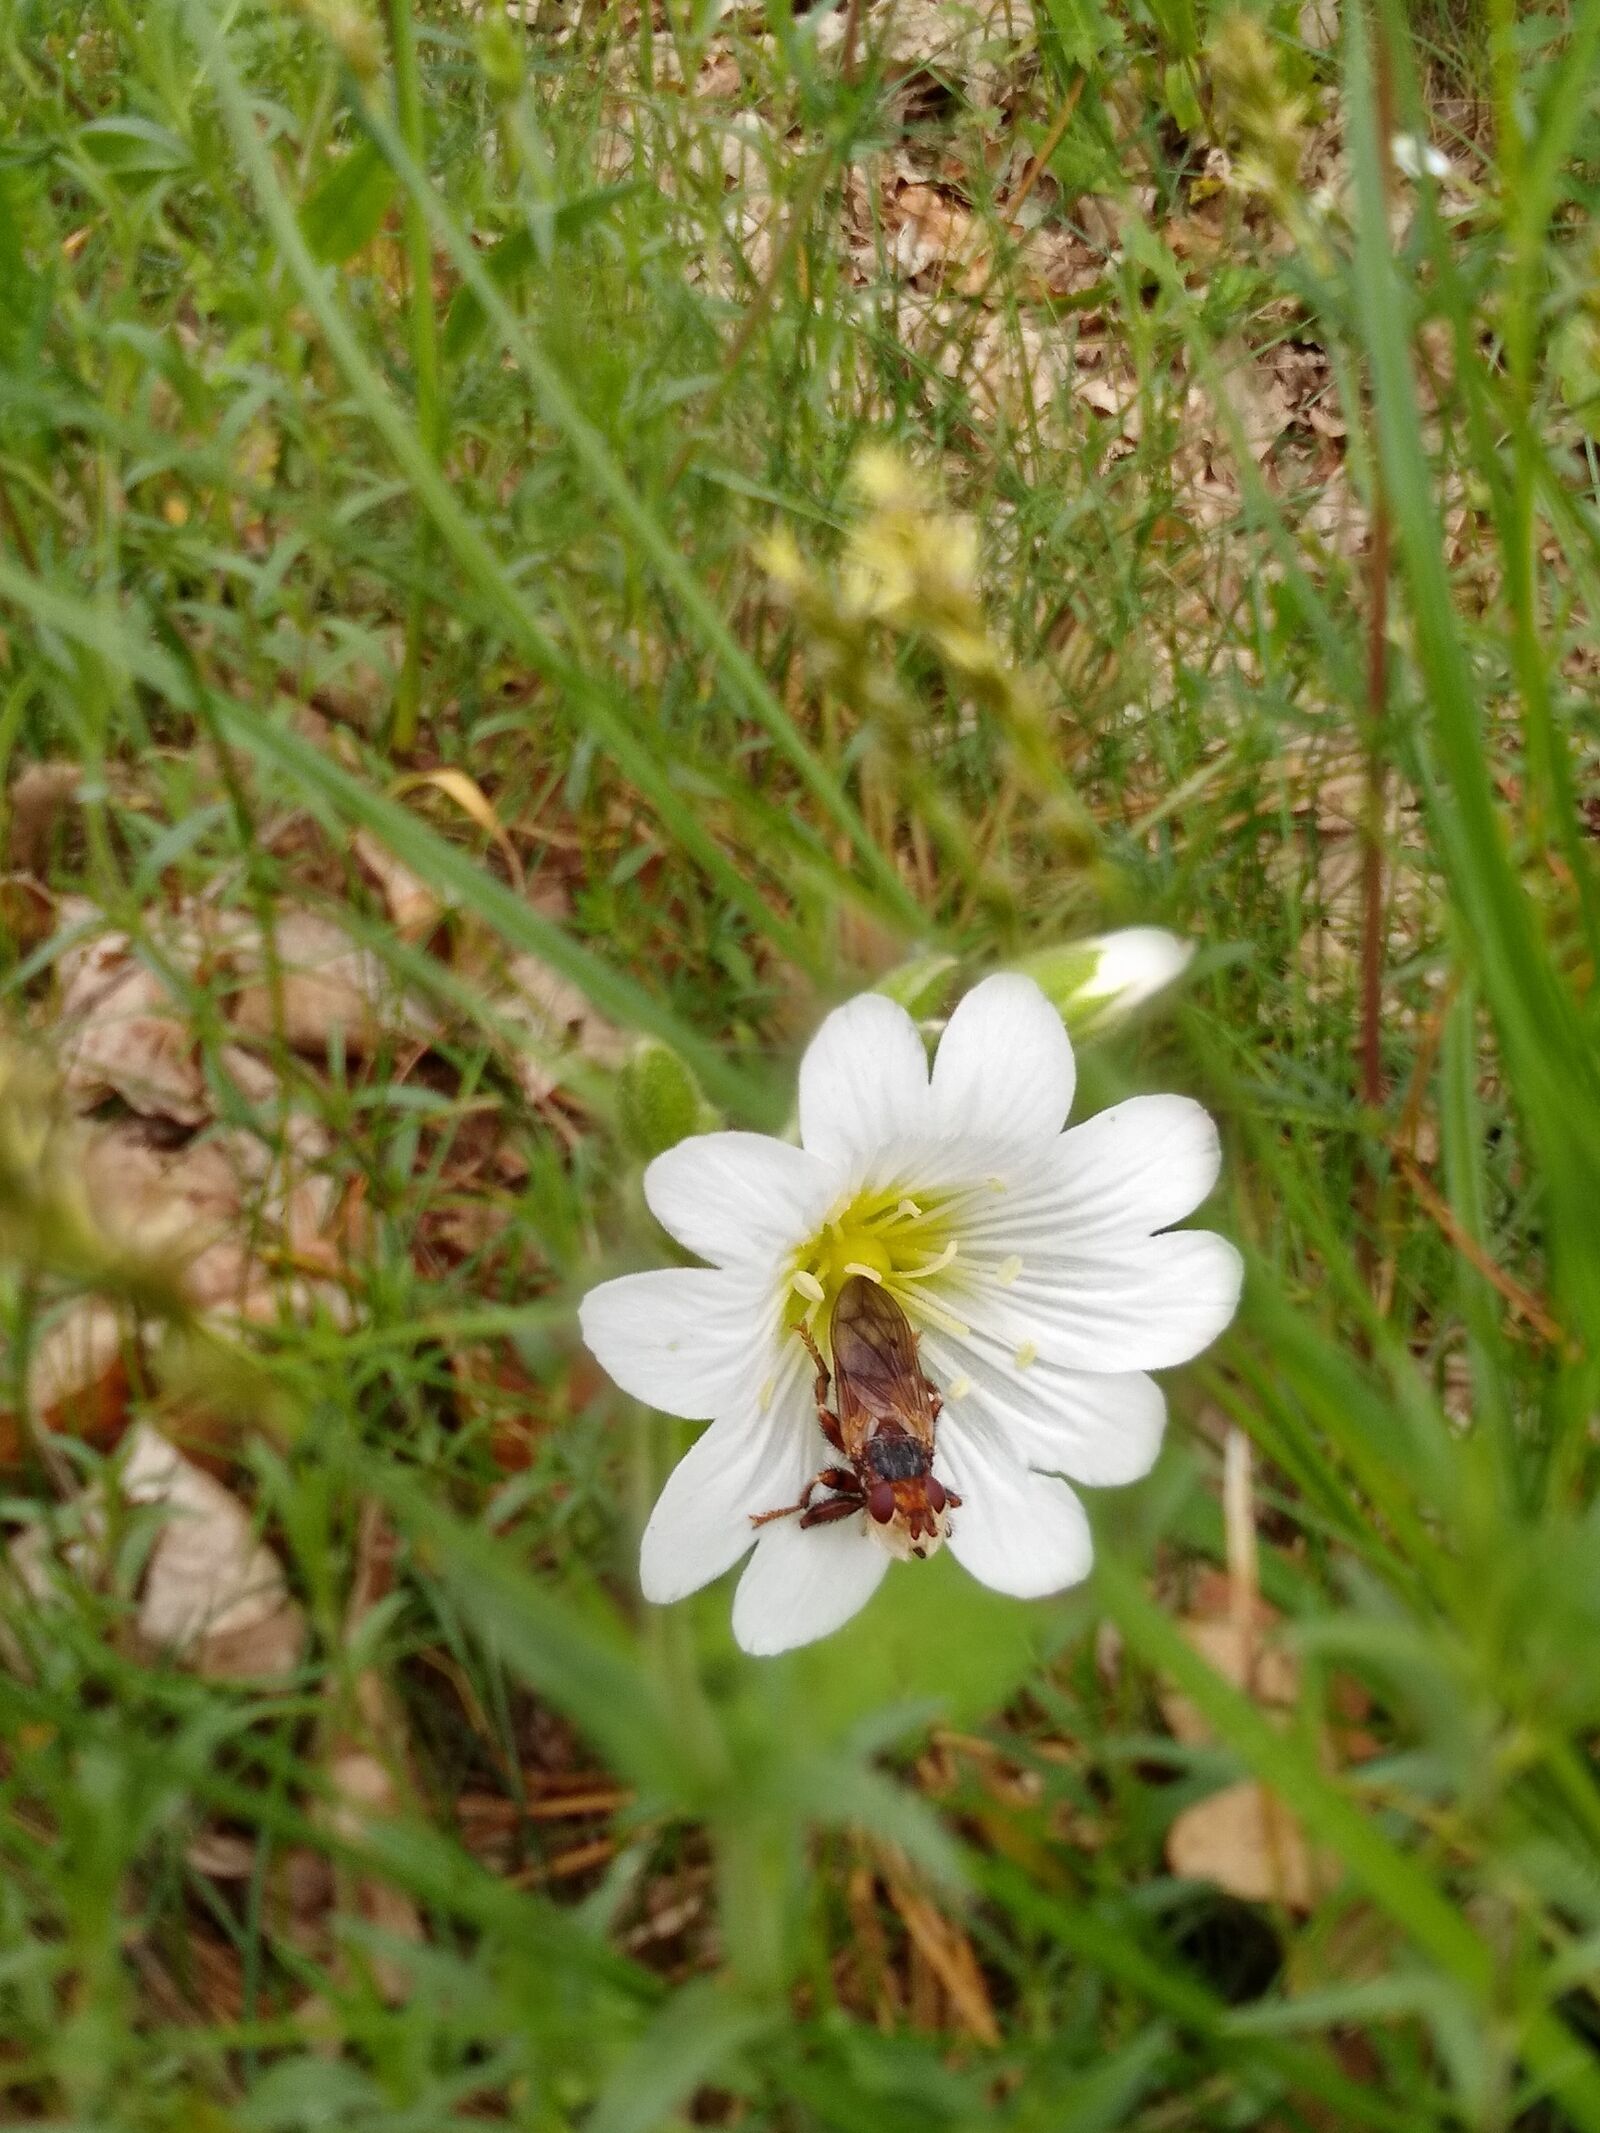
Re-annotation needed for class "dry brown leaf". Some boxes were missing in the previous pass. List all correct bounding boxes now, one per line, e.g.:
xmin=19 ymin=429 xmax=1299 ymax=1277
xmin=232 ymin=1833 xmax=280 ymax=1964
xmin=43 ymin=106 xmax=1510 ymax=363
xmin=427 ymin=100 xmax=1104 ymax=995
xmin=877 ymin=1846 xmax=1000 ymax=2045
xmin=1167 ymin=1778 xmax=1337 ymax=1911
xmin=0 ymin=873 xmax=60 ymax=950
xmin=123 ymin=1425 xmax=305 ymax=1677
xmin=891 ymin=185 xmax=984 ymax=284
xmin=7 ymin=761 xmax=82 ymax=874
xmin=352 ymin=830 xmax=444 ymax=944
xmin=228 ymin=909 xmax=430 ymax=1057
xmin=58 ymin=932 xmax=209 ymax=1125
xmin=8 ymin=1422 xmax=305 ymax=1679
xmin=500 ymin=950 xmax=628 ymax=1103
xmin=22 ymin=1297 xmax=130 ymax=1441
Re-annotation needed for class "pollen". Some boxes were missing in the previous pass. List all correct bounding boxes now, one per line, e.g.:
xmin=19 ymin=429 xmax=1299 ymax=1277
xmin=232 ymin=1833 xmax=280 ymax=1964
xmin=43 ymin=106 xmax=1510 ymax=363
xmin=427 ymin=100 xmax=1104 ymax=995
xmin=790 ymin=1268 xmax=825 ymax=1303
xmin=1014 ymin=1339 xmax=1038 ymax=1370
xmin=997 ymin=1254 xmax=1022 ymax=1286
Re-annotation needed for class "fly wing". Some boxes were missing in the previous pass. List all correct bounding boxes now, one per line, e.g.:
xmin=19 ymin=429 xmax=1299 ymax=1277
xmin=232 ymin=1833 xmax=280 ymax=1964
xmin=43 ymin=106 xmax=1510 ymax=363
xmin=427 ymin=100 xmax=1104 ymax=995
xmin=829 ymin=1276 xmax=937 ymax=1451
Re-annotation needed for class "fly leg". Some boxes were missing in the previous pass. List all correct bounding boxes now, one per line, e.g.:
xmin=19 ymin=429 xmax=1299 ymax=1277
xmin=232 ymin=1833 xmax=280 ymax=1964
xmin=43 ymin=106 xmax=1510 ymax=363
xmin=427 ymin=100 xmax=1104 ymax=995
xmin=798 ymin=1490 xmax=867 ymax=1529
xmin=797 ymin=1320 xmax=847 ymax=1456
xmin=751 ymin=1466 xmax=859 ymax=1529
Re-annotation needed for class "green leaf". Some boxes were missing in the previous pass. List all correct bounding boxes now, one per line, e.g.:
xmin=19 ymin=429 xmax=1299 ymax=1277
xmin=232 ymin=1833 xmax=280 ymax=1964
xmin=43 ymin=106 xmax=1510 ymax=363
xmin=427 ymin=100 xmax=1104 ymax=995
xmin=76 ymin=114 xmax=190 ymax=179
xmin=442 ymin=189 xmax=642 ymax=362
xmin=300 ymin=139 xmax=396 ymax=264
xmin=587 ymin=1982 xmax=772 ymax=2133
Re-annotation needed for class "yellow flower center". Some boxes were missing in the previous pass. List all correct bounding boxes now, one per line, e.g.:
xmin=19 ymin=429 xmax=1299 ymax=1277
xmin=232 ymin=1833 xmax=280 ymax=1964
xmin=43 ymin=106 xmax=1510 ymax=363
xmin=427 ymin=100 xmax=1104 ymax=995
xmin=786 ymin=1180 xmax=996 ymax=1343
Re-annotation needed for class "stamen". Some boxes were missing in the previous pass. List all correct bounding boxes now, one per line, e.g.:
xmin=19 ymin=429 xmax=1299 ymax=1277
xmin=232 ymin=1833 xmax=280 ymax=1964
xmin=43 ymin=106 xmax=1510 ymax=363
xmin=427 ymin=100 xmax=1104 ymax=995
xmin=843 ymin=1261 xmax=883 ymax=1283
xmin=895 ymin=1198 xmax=923 ymax=1221
xmin=759 ymin=1375 xmax=776 ymax=1409
xmin=898 ymin=1240 xmax=958 ymax=1281
xmin=1014 ymin=1339 xmax=1038 ymax=1370
xmin=790 ymin=1269 xmax=825 ymax=1303
xmin=902 ymin=1292 xmax=971 ymax=1338
xmin=997 ymin=1254 xmax=1022 ymax=1286
xmin=946 ymin=1373 xmax=972 ymax=1399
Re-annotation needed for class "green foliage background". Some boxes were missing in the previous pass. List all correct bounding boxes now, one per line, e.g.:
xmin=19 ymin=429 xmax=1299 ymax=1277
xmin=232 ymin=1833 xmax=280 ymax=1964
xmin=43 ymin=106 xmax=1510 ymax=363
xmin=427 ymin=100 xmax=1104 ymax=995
xmin=4 ymin=0 xmax=1600 ymax=2125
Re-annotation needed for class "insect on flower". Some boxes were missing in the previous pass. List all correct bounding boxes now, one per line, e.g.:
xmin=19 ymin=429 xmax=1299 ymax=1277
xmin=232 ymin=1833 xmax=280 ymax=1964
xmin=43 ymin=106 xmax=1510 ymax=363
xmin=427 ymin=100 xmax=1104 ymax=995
xmin=579 ymin=973 xmax=1242 ymax=1655
xmin=752 ymin=1275 xmax=961 ymax=1558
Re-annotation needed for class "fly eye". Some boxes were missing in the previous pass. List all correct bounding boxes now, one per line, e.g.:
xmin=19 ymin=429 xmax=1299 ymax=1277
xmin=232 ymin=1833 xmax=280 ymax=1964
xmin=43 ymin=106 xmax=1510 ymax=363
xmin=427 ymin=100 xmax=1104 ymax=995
xmin=926 ymin=1478 xmax=947 ymax=1513
xmin=868 ymin=1481 xmax=896 ymax=1524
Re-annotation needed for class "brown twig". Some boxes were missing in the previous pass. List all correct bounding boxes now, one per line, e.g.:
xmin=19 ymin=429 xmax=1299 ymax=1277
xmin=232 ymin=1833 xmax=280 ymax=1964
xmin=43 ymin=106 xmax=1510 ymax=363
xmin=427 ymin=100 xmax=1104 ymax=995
xmin=1392 ymin=1148 xmax=1568 ymax=1351
xmin=839 ymin=0 xmax=867 ymax=84
xmin=1001 ymin=76 xmax=1086 ymax=232
xmin=1356 ymin=16 xmax=1399 ymax=1296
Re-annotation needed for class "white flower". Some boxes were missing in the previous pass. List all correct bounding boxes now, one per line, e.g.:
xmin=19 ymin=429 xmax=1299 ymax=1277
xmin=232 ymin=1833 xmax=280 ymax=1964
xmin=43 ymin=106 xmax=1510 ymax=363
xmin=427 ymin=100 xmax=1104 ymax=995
xmin=580 ymin=976 xmax=1241 ymax=1656
xmin=1390 ymin=133 xmax=1453 ymax=182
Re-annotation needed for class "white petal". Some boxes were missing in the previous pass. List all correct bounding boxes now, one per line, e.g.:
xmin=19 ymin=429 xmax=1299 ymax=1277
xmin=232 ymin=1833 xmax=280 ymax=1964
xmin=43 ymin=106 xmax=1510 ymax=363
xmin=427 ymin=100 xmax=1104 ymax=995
xmin=922 ymin=1331 xmax=1165 ymax=1485
xmin=731 ymin=1513 xmax=889 ymax=1655
xmin=579 ymin=1268 xmax=775 ymax=1419
xmin=943 ymin=1230 xmax=1243 ymax=1372
xmin=962 ymin=1096 xmax=1222 ymax=1252
xmin=644 ymin=1133 xmax=834 ymax=1269
xmin=639 ymin=1352 xmax=817 ymax=1603
xmin=797 ymin=992 xmax=929 ymax=1170
xmin=929 ymin=973 xmax=1075 ymax=1148
xmin=939 ymin=1413 xmax=1093 ymax=1597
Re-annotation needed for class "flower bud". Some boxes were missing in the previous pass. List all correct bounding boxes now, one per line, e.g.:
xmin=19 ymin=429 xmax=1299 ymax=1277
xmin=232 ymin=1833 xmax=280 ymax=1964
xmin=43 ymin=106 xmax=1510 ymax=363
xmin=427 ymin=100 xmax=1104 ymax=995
xmin=618 ymin=1040 xmax=715 ymax=1161
xmin=873 ymin=950 xmax=959 ymax=1020
xmin=476 ymin=16 xmax=525 ymax=101
xmin=1013 ymin=927 xmax=1194 ymax=1036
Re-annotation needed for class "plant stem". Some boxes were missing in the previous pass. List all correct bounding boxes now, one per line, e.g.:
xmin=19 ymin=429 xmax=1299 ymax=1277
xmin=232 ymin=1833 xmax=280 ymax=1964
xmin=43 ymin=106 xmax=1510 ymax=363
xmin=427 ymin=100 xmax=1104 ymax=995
xmin=387 ymin=0 xmax=441 ymax=757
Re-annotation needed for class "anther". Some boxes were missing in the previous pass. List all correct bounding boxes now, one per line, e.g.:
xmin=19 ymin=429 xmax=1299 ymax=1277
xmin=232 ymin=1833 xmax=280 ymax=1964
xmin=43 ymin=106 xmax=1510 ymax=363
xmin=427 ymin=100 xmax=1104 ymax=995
xmin=997 ymin=1254 xmax=1022 ymax=1286
xmin=1014 ymin=1339 xmax=1038 ymax=1370
xmin=790 ymin=1269 xmax=825 ymax=1303
xmin=843 ymin=1261 xmax=883 ymax=1283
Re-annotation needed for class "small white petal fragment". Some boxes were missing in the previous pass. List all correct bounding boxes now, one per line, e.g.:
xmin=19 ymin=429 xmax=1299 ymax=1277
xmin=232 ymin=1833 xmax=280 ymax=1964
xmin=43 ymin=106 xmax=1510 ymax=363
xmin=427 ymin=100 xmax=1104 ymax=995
xmin=1390 ymin=132 xmax=1452 ymax=180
